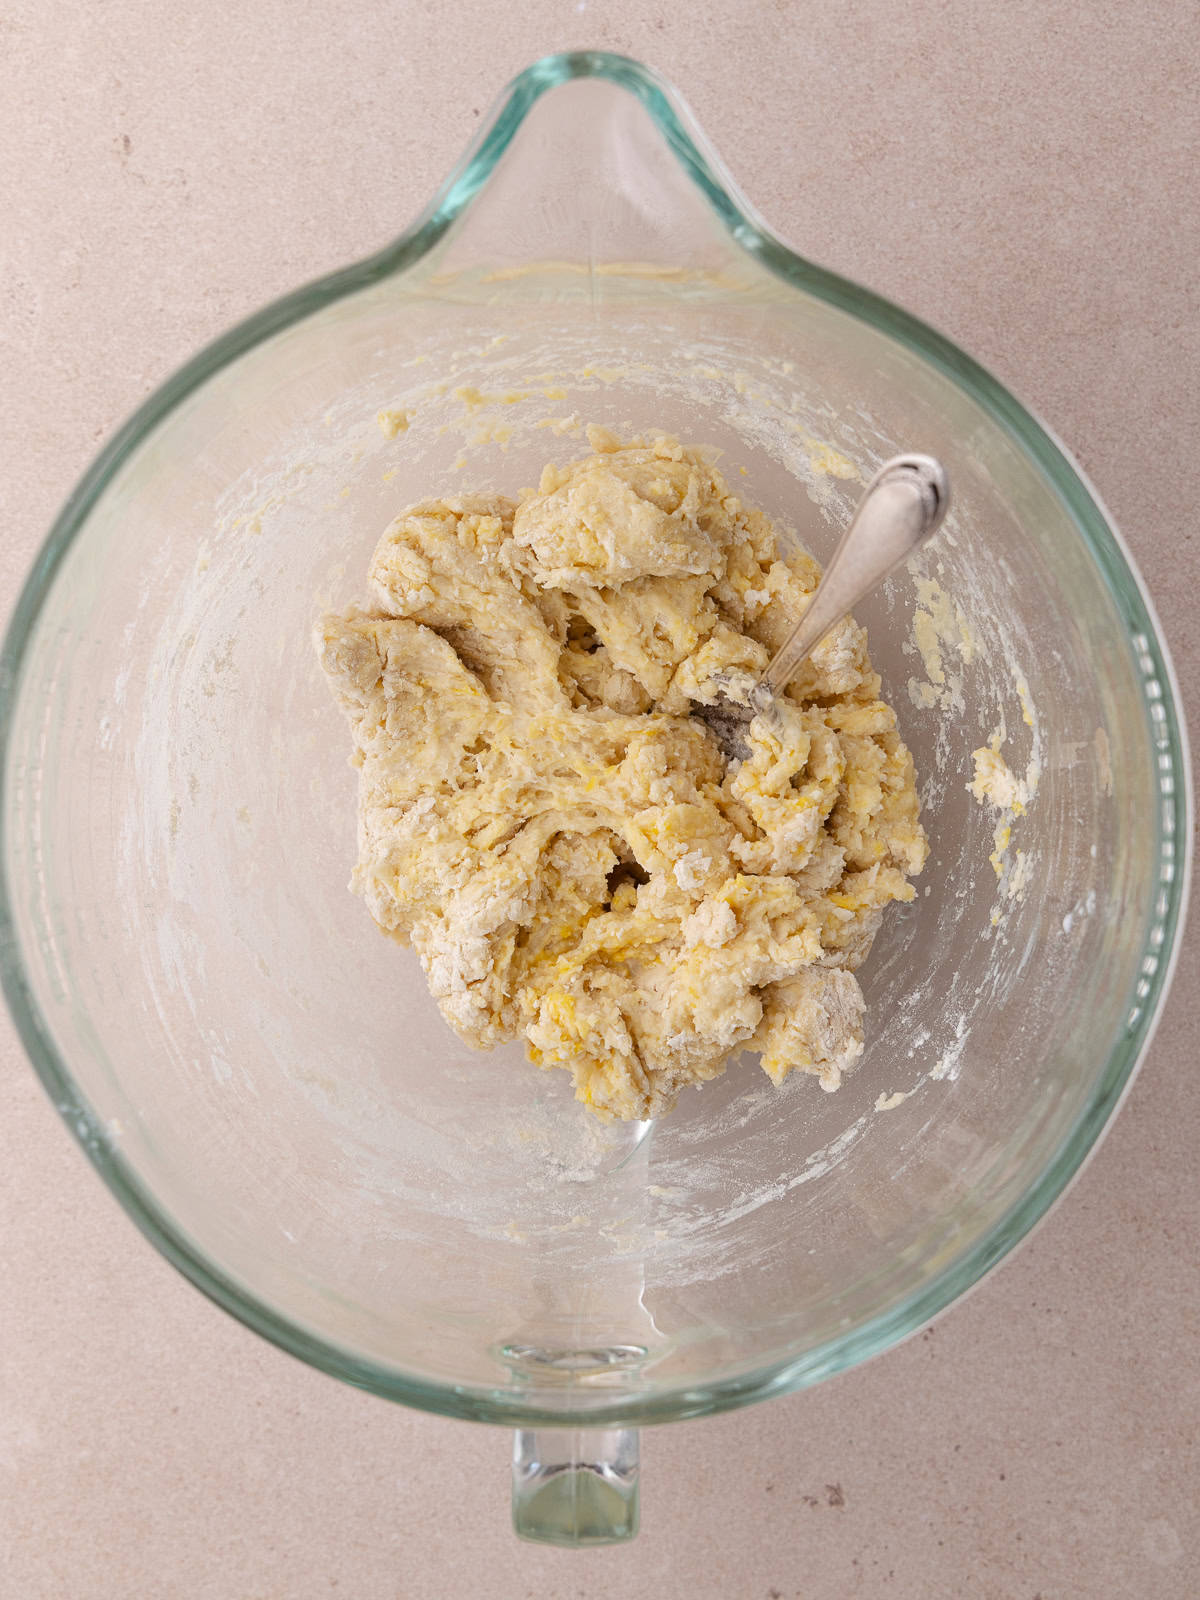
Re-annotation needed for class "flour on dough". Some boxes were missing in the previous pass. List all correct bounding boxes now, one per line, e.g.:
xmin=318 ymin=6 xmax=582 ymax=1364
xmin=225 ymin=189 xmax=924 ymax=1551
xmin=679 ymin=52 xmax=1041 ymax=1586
xmin=317 ymin=433 xmax=928 ymax=1120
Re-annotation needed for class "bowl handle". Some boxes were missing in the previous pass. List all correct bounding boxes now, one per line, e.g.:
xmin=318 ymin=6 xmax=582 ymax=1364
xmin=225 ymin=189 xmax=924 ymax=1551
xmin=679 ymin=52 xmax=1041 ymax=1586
xmin=511 ymin=1426 xmax=640 ymax=1546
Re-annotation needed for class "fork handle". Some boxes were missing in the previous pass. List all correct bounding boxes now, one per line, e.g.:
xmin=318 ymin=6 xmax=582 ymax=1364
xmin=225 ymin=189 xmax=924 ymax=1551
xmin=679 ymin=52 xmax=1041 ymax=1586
xmin=758 ymin=454 xmax=949 ymax=700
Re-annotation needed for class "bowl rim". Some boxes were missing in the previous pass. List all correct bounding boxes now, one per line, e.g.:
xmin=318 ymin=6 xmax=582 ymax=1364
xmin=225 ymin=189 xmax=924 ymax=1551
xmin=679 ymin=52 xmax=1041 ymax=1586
xmin=0 ymin=50 xmax=1191 ymax=1429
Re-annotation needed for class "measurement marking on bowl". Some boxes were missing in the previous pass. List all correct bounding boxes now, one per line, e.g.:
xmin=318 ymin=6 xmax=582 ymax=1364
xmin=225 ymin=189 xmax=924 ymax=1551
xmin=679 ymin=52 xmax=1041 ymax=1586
xmin=501 ymin=1344 xmax=648 ymax=1374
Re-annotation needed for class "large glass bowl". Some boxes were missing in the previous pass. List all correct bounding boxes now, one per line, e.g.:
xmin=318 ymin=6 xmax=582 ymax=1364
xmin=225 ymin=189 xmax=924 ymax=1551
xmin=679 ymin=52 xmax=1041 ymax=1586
xmin=1 ymin=53 xmax=1189 ymax=1546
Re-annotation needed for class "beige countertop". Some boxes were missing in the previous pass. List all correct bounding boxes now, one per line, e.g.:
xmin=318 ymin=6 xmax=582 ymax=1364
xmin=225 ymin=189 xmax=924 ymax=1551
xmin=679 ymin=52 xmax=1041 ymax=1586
xmin=1 ymin=3 xmax=1196 ymax=1596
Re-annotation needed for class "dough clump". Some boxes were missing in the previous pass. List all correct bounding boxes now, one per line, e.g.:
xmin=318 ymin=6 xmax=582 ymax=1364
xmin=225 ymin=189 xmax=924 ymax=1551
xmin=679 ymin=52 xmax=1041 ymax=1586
xmin=318 ymin=432 xmax=927 ymax=1120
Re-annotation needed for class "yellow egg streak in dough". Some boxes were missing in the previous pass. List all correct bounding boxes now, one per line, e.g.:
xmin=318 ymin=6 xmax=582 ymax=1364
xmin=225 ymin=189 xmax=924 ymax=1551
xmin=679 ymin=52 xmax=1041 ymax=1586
xmin=317 ymin=432 xmax=927 ymax=1121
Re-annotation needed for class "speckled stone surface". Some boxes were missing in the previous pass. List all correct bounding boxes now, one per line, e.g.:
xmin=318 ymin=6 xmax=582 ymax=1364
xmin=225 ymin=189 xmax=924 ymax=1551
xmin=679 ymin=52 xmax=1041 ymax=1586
xmin=1 ymin=3 xmax=1196 ymax=1595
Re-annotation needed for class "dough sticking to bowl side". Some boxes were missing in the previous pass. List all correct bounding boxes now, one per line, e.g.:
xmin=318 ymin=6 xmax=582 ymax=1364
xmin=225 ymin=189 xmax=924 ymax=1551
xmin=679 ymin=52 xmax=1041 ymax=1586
xmin=317 ymin=431 xmax=927 ymax=1121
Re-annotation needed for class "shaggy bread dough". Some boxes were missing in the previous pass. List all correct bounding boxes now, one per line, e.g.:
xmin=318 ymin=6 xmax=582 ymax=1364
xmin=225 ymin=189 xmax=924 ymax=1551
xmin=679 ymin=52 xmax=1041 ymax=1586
xmin=317 ymin=432 xmax=927 ymax=1121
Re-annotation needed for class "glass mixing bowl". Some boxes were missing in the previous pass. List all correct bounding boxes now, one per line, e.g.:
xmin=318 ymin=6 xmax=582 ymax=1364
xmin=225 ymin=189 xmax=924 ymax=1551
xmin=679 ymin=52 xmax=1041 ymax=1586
xmin=1 ymin=52 xmax=1190 ymax=1547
